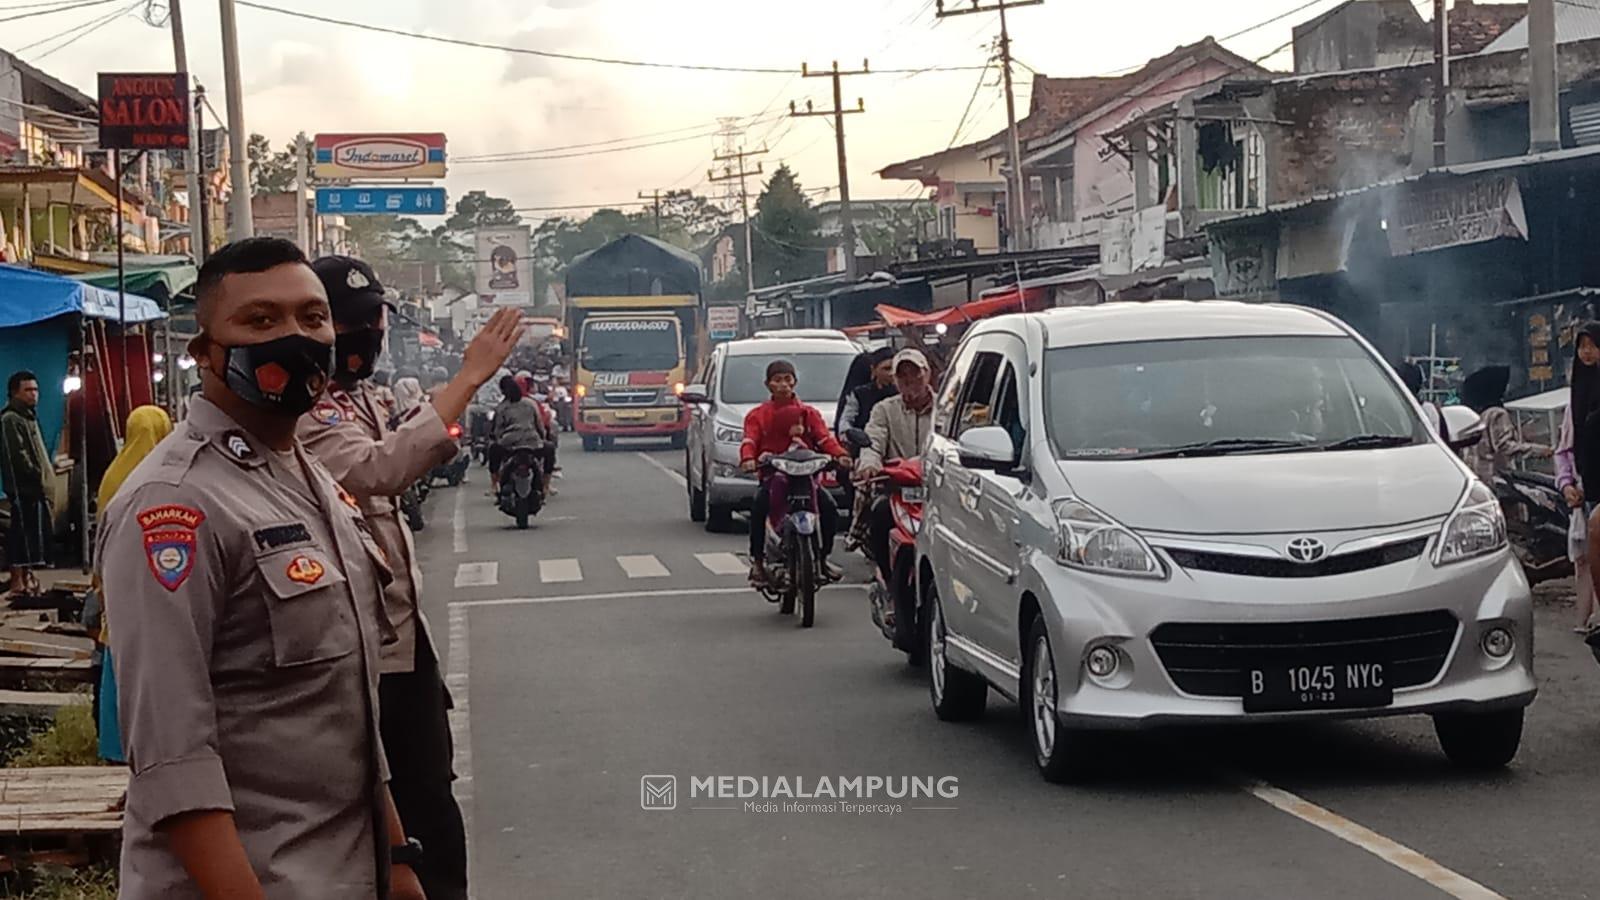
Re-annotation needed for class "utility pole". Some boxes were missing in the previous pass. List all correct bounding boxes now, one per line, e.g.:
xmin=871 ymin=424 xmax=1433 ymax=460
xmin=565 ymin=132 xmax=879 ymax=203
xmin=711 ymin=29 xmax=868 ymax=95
xmin=218 ymin=0 xmax=253 ymax=238
xmin=194 ymin=85 xmax=211 ymax=261
xmin=638 ymin=188 xmax=689 ymax=238
xmin=168 ymin=0 xmax=203 ymax=268
xmin=1529 ymin=0 xmax=1560 ymax=152
xmin=1433 ymin=0 xmax=1448 ymax=166
xmin=793 ymin=60 xmax=867 ymax=280
xmin=709 ymin=147 xmax=767 ymax=294
xmin=937 ymin=0 xmax=1041 ymax=252
xmin=294 ymin=132 xmax=310 ymax=254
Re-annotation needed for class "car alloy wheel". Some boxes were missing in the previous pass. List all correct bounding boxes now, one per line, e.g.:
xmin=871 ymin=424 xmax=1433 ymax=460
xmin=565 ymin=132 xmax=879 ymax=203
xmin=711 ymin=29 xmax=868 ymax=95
xmin=1031 ymin=632 xmax=1057 ymax=763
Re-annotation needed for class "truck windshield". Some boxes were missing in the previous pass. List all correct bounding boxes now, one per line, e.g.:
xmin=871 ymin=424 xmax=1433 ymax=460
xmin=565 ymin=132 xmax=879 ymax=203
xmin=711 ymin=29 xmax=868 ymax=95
xmin=1044 ymin=335 xmax=1424 ymax=459
xmin=580 ymin=319 xmax=681 ymax=372
xmin=720 ymin=353 xmax=858 ymax=404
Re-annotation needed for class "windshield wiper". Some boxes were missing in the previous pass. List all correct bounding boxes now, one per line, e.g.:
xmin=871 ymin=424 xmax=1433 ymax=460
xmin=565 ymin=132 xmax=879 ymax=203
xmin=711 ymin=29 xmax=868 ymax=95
xmin=1316 ymin=434 xmax=1415 ymax=451
xmin=1130 ymin=438 xmax=1312 ymax=459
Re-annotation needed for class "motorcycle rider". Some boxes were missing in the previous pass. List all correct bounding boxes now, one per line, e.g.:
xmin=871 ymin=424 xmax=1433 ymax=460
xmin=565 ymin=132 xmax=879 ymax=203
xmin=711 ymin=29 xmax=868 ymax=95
xmin=855 ymin=349 xmax=936 ymax=584
xmin=491 ymin=375 xmax=554 ymax=500
xmin=297 ymin=256 xmax=523 ymax=900
xmin=740 ymin=360 xmax=851 ymax=590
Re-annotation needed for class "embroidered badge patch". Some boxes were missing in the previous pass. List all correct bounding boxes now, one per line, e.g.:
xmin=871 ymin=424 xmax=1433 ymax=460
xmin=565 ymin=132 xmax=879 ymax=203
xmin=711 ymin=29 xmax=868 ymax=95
xmin=286 ymin=555 xmax=326 ymax=585
xmin=337 ymin=485 xmax=361 ymax=511
xmin=253 ymin=523 xmax=312 ymax=552
xmin=223 ymin=432 xmax=255 ymax=462
xmin=311 ymin=401 xmax=343 ymax=426
xmin=137 ymin=505 xmax=205 ymax=592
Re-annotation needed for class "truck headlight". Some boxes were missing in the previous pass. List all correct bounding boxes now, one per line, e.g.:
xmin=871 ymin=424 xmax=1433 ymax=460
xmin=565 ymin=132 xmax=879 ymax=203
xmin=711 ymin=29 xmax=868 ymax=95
xmin=1434 ymin=480 xmax=1507 ymax=566
xmin=1054 ymin=499 xmax=1165 ymax=579
xmin=714 ymin=424 xmax=742 ymax=445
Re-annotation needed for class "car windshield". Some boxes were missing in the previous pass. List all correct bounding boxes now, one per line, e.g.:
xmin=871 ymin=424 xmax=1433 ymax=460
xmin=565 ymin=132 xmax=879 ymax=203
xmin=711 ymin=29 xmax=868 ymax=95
xmin=720 ymin=352 xmax=858 ymax=404
xmin=1044 ymin=335 xmax=1424 ymax=459
xmin=579 ymin=319 xmax=681 ymax=371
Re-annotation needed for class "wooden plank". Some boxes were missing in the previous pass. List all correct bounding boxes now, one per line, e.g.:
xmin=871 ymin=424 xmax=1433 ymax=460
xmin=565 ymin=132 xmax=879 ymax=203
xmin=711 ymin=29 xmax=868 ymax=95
xmin=0 ymin=627 xmax=93 ymax=660
xmin=0 ymin=766 xmax=126 ymax=835
xmin=0 ymin=658 xmax=95 ymax=685
xmin=0 ymin=690 xmax=88 ymax=716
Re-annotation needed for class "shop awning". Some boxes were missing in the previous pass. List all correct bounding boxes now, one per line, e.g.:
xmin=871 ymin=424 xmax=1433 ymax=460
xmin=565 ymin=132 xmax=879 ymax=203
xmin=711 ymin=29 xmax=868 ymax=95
xmin=73 ymin=262 xmax=198 ymax=303
xmin=0 ymin=264 xmax=164 ymax=328
xmin=874 ymin=287 xmax=1049 ymax=329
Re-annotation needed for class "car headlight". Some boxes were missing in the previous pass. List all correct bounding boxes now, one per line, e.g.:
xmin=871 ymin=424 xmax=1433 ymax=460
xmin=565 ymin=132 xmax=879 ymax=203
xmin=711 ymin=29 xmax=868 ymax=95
xmin=1054 ymin=499 xmax=1165 ymax=579
xmin=1434 ymin=480 xmax=1507 ymax=566
xmin=714 ymin=424 xmax=743 ymax=444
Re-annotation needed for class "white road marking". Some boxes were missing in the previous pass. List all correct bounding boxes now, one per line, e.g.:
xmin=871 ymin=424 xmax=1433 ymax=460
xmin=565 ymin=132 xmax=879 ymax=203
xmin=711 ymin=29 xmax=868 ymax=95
xmin=452 ymin=486 xmax=468 ymax=554
xmin=1239 ymin=779 xmax=1506 ymax=900
xmin=539 ymin=558 xmax=584 ymax=583
xmin=617 ymin=554 xmax=670 ymax=578
xmin=696 ymin=552 xmax=747 ymax=576
xmin=454 ymin=562 xmax=499 ymax=588
xmin=452 ymin=584 xmax=862 ymax=609
xmin=637 ymin=451 xmax=688 ymax=488
xmin=445 ymin=605 xmax=474 ymax=859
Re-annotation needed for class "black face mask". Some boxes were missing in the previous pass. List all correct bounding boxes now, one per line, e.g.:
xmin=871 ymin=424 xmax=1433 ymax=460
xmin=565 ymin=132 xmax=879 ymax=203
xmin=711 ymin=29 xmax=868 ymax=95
xmin=335 ymin=328 xmax=385 ymax=382
xmin=218 ymin=334 xmax=334 ymax=416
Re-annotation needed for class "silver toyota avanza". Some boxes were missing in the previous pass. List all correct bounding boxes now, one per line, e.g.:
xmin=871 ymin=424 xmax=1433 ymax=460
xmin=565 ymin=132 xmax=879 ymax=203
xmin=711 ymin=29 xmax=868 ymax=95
xmin=919 ymin=301 xmax=1536 ymax=782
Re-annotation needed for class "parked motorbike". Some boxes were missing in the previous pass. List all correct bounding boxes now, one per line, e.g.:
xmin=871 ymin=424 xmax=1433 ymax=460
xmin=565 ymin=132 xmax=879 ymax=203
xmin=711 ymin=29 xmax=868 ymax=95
xmin=429 ymin=422 xmax=470 ymax=488
xmin=496 ymin=444 xmax=547 ymax=529
xmin=758 ymin=447 xmax=836 ymax=628
xmin=863 ymin=457 xmax=927 ymax=663
xmin=1495 ymin=469 xmax=1572 ymax=584
xmin=400 ymin=482 xmax=425 ymax=532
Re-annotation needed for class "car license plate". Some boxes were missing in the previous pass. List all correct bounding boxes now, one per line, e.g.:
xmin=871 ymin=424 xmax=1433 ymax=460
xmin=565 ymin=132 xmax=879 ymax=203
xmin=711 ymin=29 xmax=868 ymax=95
xmin=1242 ymin=662 xmax=1392 ymax=713
xmin=901 ymin=487 xmax=927 ymax=504
xmin=613 ymin=410 xmax=647 ymax=421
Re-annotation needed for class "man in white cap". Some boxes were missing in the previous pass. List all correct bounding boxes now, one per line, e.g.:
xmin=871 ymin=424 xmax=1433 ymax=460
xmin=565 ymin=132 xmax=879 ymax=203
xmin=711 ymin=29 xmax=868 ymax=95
xmin=856 ymin=348 xmax=936 ymax=583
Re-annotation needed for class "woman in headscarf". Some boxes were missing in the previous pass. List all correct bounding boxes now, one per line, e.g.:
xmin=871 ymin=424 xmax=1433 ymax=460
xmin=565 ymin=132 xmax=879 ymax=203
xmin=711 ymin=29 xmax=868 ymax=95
xmin=392 ymin=375 xmax=425 ymax=419
xmin=1460 ymin=365 xmax=1543 ymax=483
xmin=92 ymin=405 xmax=173 ymax=763
xmin=1557 ymin=322 xmax=1600 ymax=633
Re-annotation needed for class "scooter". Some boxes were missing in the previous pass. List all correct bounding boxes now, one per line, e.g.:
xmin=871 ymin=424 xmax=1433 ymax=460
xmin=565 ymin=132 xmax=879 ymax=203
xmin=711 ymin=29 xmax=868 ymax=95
xmin=429 ymin=422 xmax=470 ymax=488
xmin=1495 ymin=469 xmax=1572 ymax=584
xmin=496 ymin=444 xmax=547 ymax=529
xmin=758 ymin=447 xmax=836 ymax=628
xmin=862 ymin=458 xmax=927 ymax=663
xmin=400 ymin=482 xmax=425 ymax=532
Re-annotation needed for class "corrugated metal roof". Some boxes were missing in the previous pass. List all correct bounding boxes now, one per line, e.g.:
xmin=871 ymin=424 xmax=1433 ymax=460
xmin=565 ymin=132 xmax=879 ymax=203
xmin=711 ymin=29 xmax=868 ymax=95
xmin=1483 ymin=0 xmax=1600 ymax=52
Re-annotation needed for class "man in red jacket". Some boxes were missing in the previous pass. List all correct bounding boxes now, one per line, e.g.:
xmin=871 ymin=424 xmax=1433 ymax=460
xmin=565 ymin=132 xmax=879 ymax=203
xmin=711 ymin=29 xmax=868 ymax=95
xmin=740 ymin=360 xmax=851 ymax=590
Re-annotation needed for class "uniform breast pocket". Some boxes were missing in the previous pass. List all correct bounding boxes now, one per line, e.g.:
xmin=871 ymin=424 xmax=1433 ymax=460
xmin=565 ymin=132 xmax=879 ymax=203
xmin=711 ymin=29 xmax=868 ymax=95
xmin=254 ymin=546 xmax=358 ymax=667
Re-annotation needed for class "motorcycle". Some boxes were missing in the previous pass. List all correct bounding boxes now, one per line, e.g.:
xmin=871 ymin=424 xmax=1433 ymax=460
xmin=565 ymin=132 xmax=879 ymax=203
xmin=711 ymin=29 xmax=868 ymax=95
xmin=496 ymin=444 xmax=547 ymax=529
xmin=429 ymin=422 xmax=471 ymax=488
xmin=1495 ymin=469 xmax=1572 ymax=584
xmin=757 ymin=447 xmax=837 ymax=628
xmin=862 ymin=458 xmax=927 ymax=663
xmin=400 ymin=481 xmax=425 ymax=532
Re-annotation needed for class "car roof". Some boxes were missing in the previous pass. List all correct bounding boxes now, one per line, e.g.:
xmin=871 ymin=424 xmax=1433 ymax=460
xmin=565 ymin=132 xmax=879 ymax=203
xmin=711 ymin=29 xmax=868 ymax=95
xmin=751 ymin=329 xmax=854 ymax=341
xmin=979 ymin=301 xmax=1350 ymax=349
xmin=723 ymin=337 xmax=861 ymax=357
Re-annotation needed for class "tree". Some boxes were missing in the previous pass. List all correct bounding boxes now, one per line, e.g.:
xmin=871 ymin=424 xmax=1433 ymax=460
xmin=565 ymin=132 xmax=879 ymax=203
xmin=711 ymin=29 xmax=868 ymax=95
xmin=446 ymin=191 xmax=522 ymax=232
xmin=752 ymin=165 xmax=827 ymax=287
xmin=246 ymin=133 xmax=309 ymax=196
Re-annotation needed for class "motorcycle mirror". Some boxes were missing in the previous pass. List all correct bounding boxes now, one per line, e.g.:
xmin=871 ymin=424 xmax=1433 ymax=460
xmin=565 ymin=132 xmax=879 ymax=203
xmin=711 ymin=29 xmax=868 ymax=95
xmin=845 ymin=427 xmax=871 ymax=449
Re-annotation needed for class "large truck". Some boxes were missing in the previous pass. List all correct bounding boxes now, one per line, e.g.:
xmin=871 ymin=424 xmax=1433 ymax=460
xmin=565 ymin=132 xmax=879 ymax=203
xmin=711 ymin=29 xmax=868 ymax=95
xmin=564 ymin=234 xmax=706 ymax=451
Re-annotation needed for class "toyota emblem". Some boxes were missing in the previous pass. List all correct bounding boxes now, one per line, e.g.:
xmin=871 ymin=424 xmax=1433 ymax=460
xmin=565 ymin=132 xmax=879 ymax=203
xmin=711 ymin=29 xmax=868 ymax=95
xmin=1286 ymin=537 xmax=1327 ymax=563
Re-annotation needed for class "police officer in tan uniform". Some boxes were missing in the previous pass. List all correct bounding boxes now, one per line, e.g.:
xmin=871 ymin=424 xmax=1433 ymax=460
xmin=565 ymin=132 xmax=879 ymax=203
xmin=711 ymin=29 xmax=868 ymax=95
xmin=99 ymin=237 xmax=425 ymax=900
xmin=298 ymin=257 xmax=522 ymax=900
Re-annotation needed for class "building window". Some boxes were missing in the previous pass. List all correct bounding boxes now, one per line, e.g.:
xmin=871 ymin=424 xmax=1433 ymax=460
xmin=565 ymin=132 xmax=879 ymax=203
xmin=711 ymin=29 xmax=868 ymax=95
xmin=1196 ymin=121 xmax=1264 ymax=212
xmin=940 ymin=205 xmax=956 ymax=239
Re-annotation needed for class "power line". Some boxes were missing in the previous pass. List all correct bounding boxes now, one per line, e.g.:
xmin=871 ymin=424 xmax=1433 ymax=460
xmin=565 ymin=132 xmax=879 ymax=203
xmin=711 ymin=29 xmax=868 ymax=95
xmin=947 ymin=58 xmax=995 ymax=150
xmin=456 ymin=121 xmax=787 ymax=166
xmin=0 ymin=0 xmax=116 ymax=23
xmin=235 ymin=1 xmax=988 ymax=76
xmin=28 ymin=0 xmax=137 ymax=60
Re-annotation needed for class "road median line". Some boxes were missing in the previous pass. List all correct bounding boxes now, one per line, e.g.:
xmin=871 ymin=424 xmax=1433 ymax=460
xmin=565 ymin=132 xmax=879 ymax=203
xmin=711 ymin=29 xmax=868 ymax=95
xmin=451 ymin=584 xmax=864 ymax=609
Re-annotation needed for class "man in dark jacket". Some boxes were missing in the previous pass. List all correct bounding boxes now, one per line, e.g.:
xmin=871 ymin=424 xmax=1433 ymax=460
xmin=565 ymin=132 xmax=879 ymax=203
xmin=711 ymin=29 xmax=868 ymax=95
xmin=2 ymin=371 xmax=51 ymax=595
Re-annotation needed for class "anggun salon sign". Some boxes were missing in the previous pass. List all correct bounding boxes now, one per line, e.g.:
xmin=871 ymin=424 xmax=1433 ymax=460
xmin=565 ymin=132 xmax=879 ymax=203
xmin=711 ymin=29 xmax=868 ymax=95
xmin=98 ymin=73 xmax=189 ymax=150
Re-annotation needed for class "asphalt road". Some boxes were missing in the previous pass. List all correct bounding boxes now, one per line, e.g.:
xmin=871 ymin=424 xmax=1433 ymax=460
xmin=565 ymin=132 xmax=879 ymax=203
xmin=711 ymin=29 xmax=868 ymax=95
xmin=415 ymin=436 xmax=1600 ymax=900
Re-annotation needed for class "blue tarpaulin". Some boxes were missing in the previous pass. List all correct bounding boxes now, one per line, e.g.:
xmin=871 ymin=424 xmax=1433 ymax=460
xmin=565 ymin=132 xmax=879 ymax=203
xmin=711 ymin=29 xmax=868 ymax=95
xmin=0 ymin=264 xmax=164 ymax=327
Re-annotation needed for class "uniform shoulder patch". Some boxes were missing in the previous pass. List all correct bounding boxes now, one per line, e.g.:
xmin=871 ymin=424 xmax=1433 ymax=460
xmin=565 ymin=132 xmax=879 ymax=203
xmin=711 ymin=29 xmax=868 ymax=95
xmin=337 ymin=485 xmax=361 ymax=511
xmin=220 ymin=431 xmax=260 ymax=465
xmin=137 ymin=504 xmax=206 ymax=592
xmin=311 ymin=400 xmax=344 ymax=426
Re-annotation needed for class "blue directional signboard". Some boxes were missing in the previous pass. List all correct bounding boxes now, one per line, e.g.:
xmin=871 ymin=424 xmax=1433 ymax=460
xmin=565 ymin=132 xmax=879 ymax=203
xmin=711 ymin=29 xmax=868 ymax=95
xmin=316 ymin=187 xmax=448 ymax=216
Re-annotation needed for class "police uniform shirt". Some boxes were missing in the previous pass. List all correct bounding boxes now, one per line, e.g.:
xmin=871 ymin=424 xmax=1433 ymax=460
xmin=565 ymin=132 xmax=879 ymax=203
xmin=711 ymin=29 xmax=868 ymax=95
xmin=298 ymin=381 xmax=456 ymax=674
xmin=99 ymin=396 xmax=393 ymax=899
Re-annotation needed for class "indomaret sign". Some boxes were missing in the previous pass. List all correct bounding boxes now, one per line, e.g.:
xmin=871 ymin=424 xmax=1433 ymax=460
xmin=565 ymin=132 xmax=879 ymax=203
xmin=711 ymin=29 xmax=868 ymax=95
xmin=97 ymin=73 xmax=190 ymax=150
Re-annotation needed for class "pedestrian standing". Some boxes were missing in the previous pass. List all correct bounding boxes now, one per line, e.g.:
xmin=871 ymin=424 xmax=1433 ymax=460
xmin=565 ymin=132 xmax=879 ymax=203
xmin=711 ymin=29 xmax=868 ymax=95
xmin=1559 ymin=323 xmax=1600 ymax=633
xmin=1 ymin=371 xmax=53 ymax=596
xmin=92 ymin=404 xmax=173 ymax=764
xmin=99 ymin=237 xmax=425 ymax=900
xmin=298 ymin=256 xmax=523 ymax=900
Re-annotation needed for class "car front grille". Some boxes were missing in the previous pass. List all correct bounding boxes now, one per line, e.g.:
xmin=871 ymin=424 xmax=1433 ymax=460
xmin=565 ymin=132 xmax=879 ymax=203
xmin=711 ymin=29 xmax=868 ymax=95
xmin=598 ymin=389 xmax=661 ymax=407
xmin=1163 ymin=537 xmax=1429 ymax=579
xmin=1149 ymin=609 xmax=1459 ymax=698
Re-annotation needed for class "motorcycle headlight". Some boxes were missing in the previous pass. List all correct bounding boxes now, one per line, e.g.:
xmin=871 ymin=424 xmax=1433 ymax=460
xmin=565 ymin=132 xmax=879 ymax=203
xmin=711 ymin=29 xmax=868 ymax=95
xmin=1434 ymin=480 xmax=1507 ymax=566
xmin=1054 ymin=499 xmax=1166 ymax=579
xmin=714 ymin=424 xmax=743 ymax=445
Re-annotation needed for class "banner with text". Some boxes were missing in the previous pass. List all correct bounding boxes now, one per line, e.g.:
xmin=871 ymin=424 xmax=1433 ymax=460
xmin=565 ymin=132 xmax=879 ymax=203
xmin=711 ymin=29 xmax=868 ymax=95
xmin=98 ymin=73 xmax=189 ymax=150
xmin=475 ymin=227 xmax=533 ymax=306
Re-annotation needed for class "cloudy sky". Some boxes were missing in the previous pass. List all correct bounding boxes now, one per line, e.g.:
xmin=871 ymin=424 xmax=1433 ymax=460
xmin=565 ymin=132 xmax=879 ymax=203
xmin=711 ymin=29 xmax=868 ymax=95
xmin=8 ymin=0 xmax=1430 ymax=223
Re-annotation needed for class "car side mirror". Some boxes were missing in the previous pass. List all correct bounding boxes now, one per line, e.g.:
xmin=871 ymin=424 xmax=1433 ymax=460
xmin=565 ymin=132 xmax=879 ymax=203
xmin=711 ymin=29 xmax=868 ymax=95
xmin=1439 ymin=404 xmax=1484 ymax=450
xmin=680 ymin=384 xmax=710 ymax=405
xmin=957 ymin=426 xmax=1017 ymax=471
